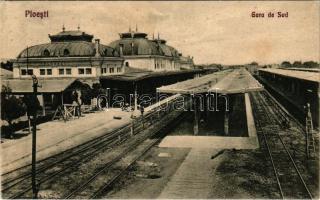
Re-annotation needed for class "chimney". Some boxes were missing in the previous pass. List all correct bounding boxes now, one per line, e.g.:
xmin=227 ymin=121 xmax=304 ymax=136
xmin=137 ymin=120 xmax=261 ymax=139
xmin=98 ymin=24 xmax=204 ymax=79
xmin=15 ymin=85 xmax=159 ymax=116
xmin=95 ymin=39 xmax=100 ymax=57
xmin=119 ymin=43 xmax=124 ymax=57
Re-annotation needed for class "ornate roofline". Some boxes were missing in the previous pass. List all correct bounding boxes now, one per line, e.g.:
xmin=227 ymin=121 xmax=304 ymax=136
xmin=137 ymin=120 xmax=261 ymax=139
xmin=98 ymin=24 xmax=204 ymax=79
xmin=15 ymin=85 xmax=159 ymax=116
xmin=49 ymin=31 xmax=94 ymax=42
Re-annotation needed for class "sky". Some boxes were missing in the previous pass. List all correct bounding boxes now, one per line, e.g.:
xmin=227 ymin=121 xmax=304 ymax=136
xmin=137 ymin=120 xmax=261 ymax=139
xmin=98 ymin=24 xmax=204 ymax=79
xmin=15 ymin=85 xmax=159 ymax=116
xmin=0 ymin=1 xmax=319 ymax=65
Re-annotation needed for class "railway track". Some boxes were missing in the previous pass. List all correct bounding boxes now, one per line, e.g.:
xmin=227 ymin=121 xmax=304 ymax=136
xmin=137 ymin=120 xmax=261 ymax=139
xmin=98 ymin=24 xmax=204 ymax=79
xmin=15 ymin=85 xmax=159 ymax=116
xmin=250 ymin=91 xmax=313 ymax=199
xmin=63 ymin=110 xmax=185 ymax=199
xmin=2 ymin=95 xmax=188 ymax=199
xmin=2 ymin=123 xmax=130 ymax=185
xmin=2 ymin=122 xmax=147 ymax=199
xmin=1 ymin=113 xmax=161 ymax=198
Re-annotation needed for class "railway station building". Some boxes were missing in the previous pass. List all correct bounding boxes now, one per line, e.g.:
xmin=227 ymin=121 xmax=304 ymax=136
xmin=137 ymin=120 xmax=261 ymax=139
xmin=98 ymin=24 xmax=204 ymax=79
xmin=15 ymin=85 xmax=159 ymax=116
xmin=13 ymin=27 xmax=124 ymax=79
xmin=3 ymin=26 xmax=206 ymax=114
xmin=108 ymin=28 xmax=194 ymax=71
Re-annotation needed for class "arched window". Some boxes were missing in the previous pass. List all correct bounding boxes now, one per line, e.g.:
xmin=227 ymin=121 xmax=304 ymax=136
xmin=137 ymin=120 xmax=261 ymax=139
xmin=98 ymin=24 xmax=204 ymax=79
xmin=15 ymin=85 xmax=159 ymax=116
xmin=125 ymin=62 xmax=129 ymax=67
xmin=43 ymin=49 xmax=50 ymax=57
xmin=63 ymin=49 xmax=70 ymax=56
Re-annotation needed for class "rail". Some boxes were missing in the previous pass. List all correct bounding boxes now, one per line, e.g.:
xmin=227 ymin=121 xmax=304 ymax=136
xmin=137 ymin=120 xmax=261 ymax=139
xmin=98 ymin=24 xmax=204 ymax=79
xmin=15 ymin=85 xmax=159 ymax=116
xmin=250 ymin=91 xmax=313 ymax=199
xmin=2 ymin=95 xmax=189 ymax=199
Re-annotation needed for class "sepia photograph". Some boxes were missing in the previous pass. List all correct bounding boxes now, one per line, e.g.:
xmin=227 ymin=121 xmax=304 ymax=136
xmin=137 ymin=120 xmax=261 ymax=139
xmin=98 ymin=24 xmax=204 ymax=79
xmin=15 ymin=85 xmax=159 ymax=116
xmin=0 ymin=1 xmax=319 ymax=199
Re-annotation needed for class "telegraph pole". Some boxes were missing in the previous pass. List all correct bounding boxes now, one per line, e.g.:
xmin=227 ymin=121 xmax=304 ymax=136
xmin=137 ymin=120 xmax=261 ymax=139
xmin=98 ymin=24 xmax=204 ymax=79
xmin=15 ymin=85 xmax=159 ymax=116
xmin=31 ymin=75 xmax=39 ymax=198
xmin=25 ymin=46 xmax=39 ymax=198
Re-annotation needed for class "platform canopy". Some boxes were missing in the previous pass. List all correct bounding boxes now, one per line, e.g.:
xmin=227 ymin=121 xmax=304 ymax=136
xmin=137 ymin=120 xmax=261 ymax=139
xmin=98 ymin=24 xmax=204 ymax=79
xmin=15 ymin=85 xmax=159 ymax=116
xmin=157 ymin=69 xmax=232 ymax=94
xmin=157 ymin=68 xmax=263 ymax=94
xmin=259 ymin=68 xmax=320 ymax=83
xmin=1 ymin=78 xmax=77 ymax=93
xmin=208 ymin=68 xmax=264 ymax=94
xmin=100 ymin=67 xmax=205 ymax=81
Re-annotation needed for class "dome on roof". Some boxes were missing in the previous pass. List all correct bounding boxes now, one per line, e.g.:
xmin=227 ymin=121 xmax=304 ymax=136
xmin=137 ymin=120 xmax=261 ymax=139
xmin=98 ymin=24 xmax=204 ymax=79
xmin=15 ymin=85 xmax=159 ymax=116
xmin=109 ymin=38 xmax=160 ymax=55
xmin=18 ymin=42 xmax=119 ymax=58
xmin=109 ymin=32 xmax=180 ymax=57
xmin=120 ymin=32 xmax=148 ymax=39
xmin=49 ymin=29 xmax=94 ymax=42
xmin=157 ymin=42 xmax=180 ymax=57
xmin=17 ymin=28 xmax=119 ymax=58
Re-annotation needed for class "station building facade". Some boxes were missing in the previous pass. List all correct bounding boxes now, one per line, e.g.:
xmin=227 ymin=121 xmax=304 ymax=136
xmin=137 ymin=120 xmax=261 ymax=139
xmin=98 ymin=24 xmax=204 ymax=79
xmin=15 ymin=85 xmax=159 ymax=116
xmin=108 ymin=30 xmax=194 ymax=71
xmin=6 ymin=27 xmax=200 ymax=113
xmin=13 ymin=28 xmax=124 ymax=79
xmin=12 ymin=28 xmax=195 ymax=79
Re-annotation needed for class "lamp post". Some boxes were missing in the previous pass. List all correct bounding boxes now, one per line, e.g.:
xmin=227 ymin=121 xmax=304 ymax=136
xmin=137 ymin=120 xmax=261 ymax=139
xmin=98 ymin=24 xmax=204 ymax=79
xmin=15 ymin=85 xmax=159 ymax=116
xmin=31 ymin=75 xmax=39 ymax=198
xmin=131 ymin=82 xmax=140 ymax=118
xmin=25 ymin=46 xmax=39 ymax=197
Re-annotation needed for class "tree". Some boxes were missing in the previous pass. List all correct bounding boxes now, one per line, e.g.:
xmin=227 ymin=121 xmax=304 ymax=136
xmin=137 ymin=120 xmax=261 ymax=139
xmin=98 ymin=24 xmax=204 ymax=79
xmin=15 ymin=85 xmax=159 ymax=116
xmin=1 ymin=86 xmax=26 ymax=138
xmin=22 ymin=94 xmax=40 ymax=136
xmin=292 ymin=61 xmax=303 ymax=68
xmin=1 ymin=61 xmax=13 ymax=71
xmin=91 ymin=83 xmax=106 ymax=98
xmin=90 ymin=83 xmax=107 ymax=109
xmin=249 ymin=62 xmax=258 ymax=66
xmin=281 ymin=61 xmax=292 ymax=68
xmin=79 ymin=89 xmax=91 ymax=105
xmin=303 ymin=61 xmax=319 ymax=68
xmin=22 ymin=95 xmax=41 ymax=117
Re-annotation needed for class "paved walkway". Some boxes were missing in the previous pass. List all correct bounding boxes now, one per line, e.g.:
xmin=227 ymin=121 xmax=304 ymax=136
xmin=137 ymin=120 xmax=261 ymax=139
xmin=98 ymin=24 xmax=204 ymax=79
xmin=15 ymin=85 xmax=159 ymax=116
xmin=159 ymin=135 xmax=259 ymax=149
xmin=1 ymin=108 xmax=131 ymax=173
xmin=158 ymin=148 xmax=219 ymax=199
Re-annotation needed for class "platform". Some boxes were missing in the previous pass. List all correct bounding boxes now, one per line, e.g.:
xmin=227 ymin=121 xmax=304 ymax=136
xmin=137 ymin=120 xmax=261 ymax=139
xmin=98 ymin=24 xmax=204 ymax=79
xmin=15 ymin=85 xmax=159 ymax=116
xmin=159 ymin=93 xmax=259 ymax=149
xmin=0 ymin=109 xmax=132 ymax=173
xmin=159 ymin=136 xmax=258 ymax=149
xmin=158 ymin=148 xmax=219 ymax=199
xmin=258 ymin=76 xmax=304 ymax=111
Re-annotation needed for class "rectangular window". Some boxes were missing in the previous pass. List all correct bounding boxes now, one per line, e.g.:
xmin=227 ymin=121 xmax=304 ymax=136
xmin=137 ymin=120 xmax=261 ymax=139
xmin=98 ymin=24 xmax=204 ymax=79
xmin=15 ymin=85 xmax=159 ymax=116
xmin=66 ymin=68 xmax=72 ymax=75
xmin=21 ymin=69 xmax=27 ymax=75
xmin=109 ymin=67 xmax=114 ymax=73
xmin=117 ymin=67 xmax=122 ymax=73
xmin=27 ymin=69 xmax=33 ymax=75
xmin=40 ymin=69 xmax=46 ymax=75
xmin=101 ymin=68 xmax=107 ymax=74
xmin=78 ymin=68 xmax=85 ymax=75
xmin=86 ymin=68 xmax=92 ymax=74
xmin=47 ymin=69 xmax=52 ymax=75
xmin=59 ymin=68 xmax=64 ymax=75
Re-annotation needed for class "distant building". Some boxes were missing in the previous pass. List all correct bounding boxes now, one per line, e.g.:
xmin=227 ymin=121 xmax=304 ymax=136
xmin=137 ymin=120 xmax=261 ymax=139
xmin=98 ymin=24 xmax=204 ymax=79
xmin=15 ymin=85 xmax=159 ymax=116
xmin=109 ymin=29 xmax=194 ymax=71
xmin=13 ymin=27 xmax=124 ymax=79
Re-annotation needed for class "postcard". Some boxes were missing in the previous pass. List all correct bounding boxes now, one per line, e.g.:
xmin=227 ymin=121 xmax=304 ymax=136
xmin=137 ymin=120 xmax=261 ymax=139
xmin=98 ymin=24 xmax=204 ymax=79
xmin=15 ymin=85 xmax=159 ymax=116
xmin=0 ymin=1 xmax=319 ymax=199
